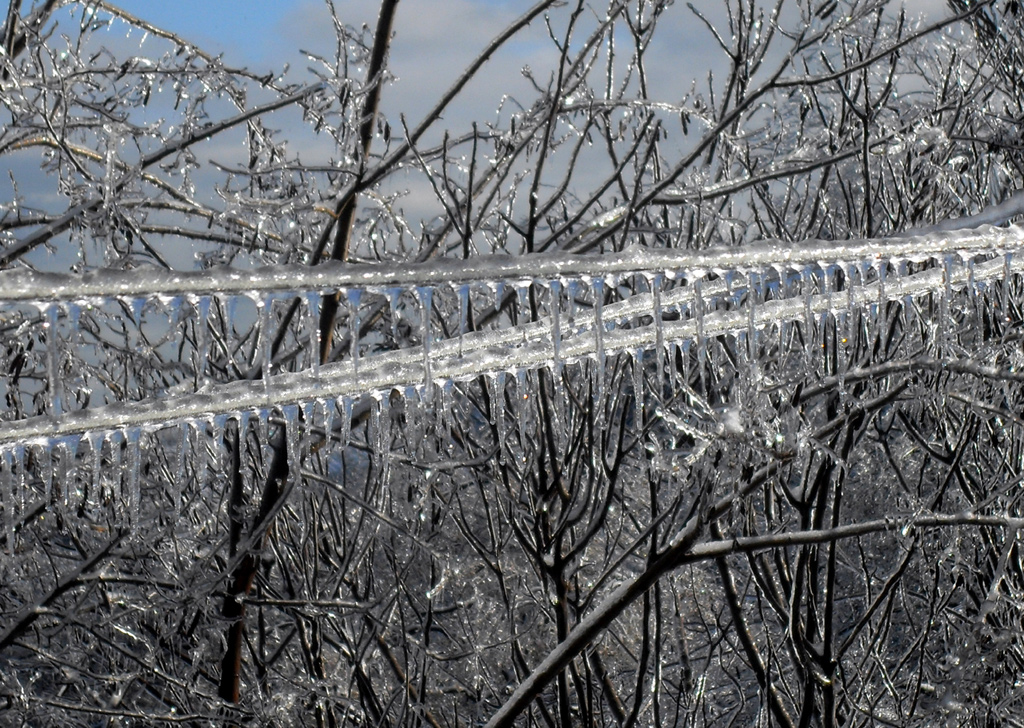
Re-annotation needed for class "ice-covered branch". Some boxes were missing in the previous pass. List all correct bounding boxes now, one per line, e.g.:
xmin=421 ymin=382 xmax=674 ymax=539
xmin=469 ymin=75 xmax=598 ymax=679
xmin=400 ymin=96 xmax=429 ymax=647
xmin=895 ymin=189 xmax=1024 ymax=238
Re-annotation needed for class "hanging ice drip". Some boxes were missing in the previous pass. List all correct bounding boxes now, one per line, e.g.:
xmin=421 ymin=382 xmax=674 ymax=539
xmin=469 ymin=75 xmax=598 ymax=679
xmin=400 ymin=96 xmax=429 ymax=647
xmin=346 ymin=288 xmax=362 ymax=371
xmin=336 ymin=396 xmax=353 ymax=453
xmin=649 ymin=273 xmax=666 ymax=401
xmin=488 ymin=371 xmax=508 ymax=465
xmin=457 ymin=283 xmax=471 ymax=357
xmin=257 ymin=293 xmax=275 ymax=395
xmin=313 ymin=399 xmax=332 ymax=469
xmin=591 ymin=276 xmax=606 ymax=426
xmin=940 ymin=254 xmax=955 ymax=357
xmin=304 ymin=291 xmax=323 ymax=378
xmin=691 ymin=272 xmax=706 ymax=398
xmin=515 ymin=368 xmax=531 ymax=464
xmin=43 ymin=303 xmax=63 ymax=417
xmin=547 ymin=278 xmax=567 ymax=451
xmin=745 ymin=269 xmax=764 ymax=383
xmin=106 ymin=429 xmax=124 ymax=527
xmin=55 ymin=435 xmax=81 ymax=521
xmin=191 ymin=294 xmax=212 ymax=390
xmin=405 ymin=385 xmax=424 ymax=461
xmin=2 ymin=448 xmax=14 ymax=551
xmin=282 ymin=403 xmax=301 ymax=487
xmin=124 ymin=426 xmax=142 ymax=529
xmin=799 ymin=265 xmax=817 ymax=374
xmin=417 ymin=286 xmax=433 ymax=404
xmin=174 ymin=420 xmax=188 ymax=518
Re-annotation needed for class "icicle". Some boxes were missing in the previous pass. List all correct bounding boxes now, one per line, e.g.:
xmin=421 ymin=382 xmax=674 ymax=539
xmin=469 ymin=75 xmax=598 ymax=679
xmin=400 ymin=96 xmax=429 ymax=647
xmin=779 ymin=318 xmax=792 ymax=363
xmin=458 ymin=283 xmax=471 ymax=357
xmin=801 ymin=267 xmax=817 ymax=373
xmin=516 ymin=369 xmax=530 ymax=458
xmin=820 ymin=264 xmax=835 ymax=300
xmin=940 ymin=254 xmax=954 ymax=356
xmin=259 ymin=294 xmax=274 ymax=395
xmin=388 ymin=287 xmax=401 ymax=344
xmin=174 ymin=421 xmax=187 ymax=518
xmin=108 ymin=430 xmax=124 ymax=526
xmin=38 ymin=441 xmax=53 ymax=508
xmin=2 ymin=448 xmax=13 ymax=551
xmin=1003 ymin=253 xmax=1013 ymax=322
xmin=438 ymin=379 xmax=455 ymax=457
xmin=592 ymin=277 xmax=606 ymax=418
xmin=692 ymin=275 xmax=706 ymax=393
xmin=418 ymin=287 xmax=434 ymax=403
xmin=283 ymin=404 xmax=301 ymax=486
xmin=894 ymin=258 xmax=913 ymax=348
xmin=801 ymin=267 xmax=815 ymax=336
xmin=544 ymin=282 xmax=569 ymax=452
xmin=549 ymin=280 xmax=567 ymax=450
xmin=53 ymin=437 xmax=69 ymax=514
xmin=125 ymin=427 xmax=142 ymax=528
xmin=237 ymin=410 xmax=251 ymax=459
xmin=192 ymin=419 xmax=208 ymax=490
xmin=818 ymin=308 xmax=829 ymax=375
xmin=666 ymin=341 xmax=679 ymax=399
xmin=12 ymin=444 xmax=25 ymax=524
xmin=256 ymin=407 xmax=272 ymax=478
xmin=876 ymin=258 xmax=888 ymax=311
xmin=347 ymin=288 xmax=362 ymax=371
xmin=379 ymin=395 xmax=393 ymax=481
xmin=301 ymin=400 xmax=316 ymax=462
xmin=680 ymin=340 xmax=692 ymax=388
xmin=44 ymin=303 xmax=62 ymax=416
xmin=337 ymin=396 xmax=352 ymax=452
xmin=836 ymin=309 xmax=850 ymax=394
xmin=88 ymin=431 xmax=104 ymax=512
xmin=550 ymin=280 xmax=563 ymax=369
xmin=746 ymin=270 xmax=760 ymax=362
xmin=165 ymin=294 xmax=185 ymax=324
xmin=305 ymin=291 xmax=322 ymax=378
xmin=489 ymin=372 xmax=508 ymax=463
xmin=967 ymin=257 xmax=977 ymax=305
xmin=405 ymin=386 xmax=423 ymax=459
xmin=517 ymin=282 xmax=531 ymax=326
xmin=494 ymin=281 xmax=505 ymax=314
xmin=856 ymin=260 xmax=875 ymax=322
xmin=633 ymin=348 xmax=644 ymax=424
xmin=369 ymin=395 xmax=382 ymax=458
xmin=211 ymin=413 xmax=229 ymax=481
xmin=567 ymin=279 xmax=581 ymax=334
xmin=66 ymin=300 xmax=82 ymax=346
xmin=318 ymin=399 xmax=334 ymax=463
xmin=844 ymin=262 xmax=856 ymax=352
xmin=650 ymin=274 xmax=666 ymax=399
xmin=194 ymin=295 xmax=212 ymax=389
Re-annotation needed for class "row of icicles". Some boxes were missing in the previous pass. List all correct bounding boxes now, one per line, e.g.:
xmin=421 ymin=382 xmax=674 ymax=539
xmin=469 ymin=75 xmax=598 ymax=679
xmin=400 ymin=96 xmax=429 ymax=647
xmin=0 ymin=242 xmax=1018 ymax=543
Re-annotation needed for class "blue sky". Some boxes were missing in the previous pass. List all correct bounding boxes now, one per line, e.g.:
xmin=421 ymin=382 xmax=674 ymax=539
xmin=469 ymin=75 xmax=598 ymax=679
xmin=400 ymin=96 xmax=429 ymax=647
xmin=113 ymin=0 xmax=306 ymax=64
xmin=110 ymin=0 xmax=523 ymax=68
xmin=109 ymin=1 xmax=542 ymax=123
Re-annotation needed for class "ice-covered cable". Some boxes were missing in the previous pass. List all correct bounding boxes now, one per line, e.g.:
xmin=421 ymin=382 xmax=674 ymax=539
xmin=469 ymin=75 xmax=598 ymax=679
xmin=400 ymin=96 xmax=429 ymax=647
xmin=0 ymin=246 xmax=1018 ymax=447
xmin=0 ymin=224 xmax=1022 ymax=303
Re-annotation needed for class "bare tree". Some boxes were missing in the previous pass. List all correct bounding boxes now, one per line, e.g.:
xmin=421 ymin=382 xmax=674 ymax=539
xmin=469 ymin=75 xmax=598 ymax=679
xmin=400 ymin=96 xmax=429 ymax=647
xmin=1 ymin=1 xmax=1024 ymax=726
